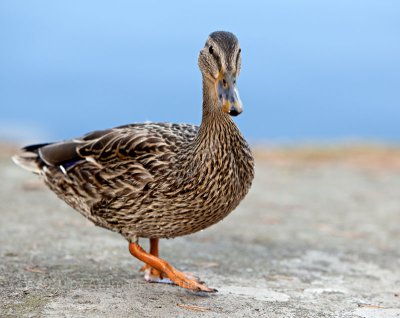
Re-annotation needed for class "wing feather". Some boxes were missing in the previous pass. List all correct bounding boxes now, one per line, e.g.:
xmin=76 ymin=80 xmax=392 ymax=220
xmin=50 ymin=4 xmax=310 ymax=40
xmin=16 ymin=123 xmax=199 ymax=196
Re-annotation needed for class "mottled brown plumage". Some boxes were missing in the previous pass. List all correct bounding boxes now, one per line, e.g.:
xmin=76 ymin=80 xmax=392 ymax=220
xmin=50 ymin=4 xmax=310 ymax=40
xmin=13 ymin=31 xmax=254 ymax=292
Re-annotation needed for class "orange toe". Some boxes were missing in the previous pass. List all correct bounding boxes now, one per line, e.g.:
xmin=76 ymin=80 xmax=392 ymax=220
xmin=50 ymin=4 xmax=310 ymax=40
xmin=129 ymin=242 xmax=217 ymax=293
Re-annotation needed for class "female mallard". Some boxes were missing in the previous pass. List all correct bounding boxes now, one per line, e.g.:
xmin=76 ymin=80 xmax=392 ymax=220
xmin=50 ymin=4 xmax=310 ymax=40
xmin=13 ymin=31 xmax=254 ymax=292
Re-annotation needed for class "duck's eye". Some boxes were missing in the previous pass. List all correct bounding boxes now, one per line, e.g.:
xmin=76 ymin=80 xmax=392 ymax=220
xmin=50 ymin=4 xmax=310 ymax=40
xmin=209 ymin=46 xmax=214 ymax=55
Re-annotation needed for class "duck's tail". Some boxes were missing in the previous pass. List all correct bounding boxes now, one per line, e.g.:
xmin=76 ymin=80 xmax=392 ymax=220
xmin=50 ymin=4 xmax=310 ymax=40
xmin=12 ymin=143 xmax=51 ymax=174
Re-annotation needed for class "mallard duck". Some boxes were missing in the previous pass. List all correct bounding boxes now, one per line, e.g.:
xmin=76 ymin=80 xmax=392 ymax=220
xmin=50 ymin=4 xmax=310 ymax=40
xmin=13 ymin=31 xmax=254 ymax=292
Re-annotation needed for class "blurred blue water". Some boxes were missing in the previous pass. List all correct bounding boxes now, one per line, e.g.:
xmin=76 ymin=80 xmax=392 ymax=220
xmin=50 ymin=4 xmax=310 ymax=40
xmin=0 ymin=1 xmax=399 ymax=143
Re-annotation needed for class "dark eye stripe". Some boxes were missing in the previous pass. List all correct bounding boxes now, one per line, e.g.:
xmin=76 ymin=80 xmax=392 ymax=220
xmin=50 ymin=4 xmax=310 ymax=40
xmin=208 ymin=44 xmax=222 ymax=71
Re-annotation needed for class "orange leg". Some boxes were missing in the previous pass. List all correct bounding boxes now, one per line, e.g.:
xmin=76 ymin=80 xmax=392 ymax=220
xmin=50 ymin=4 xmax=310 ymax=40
xmin=139 ymin=238 xmax=162 ymax=279
xmin=129 ymin=240 xmax=217 ymax=292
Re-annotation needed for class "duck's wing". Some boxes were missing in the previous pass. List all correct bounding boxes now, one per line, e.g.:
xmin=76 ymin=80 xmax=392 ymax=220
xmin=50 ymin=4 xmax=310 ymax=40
xmin=13 ymin=123 xmax=199 ymax=194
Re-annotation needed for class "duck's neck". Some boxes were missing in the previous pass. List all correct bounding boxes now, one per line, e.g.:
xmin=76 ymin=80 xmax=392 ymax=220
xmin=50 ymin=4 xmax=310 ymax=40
xmin=177 ymin=77 xmax=253 ymax=182
xmin=194 ymin=77 xmax=239 ymax=147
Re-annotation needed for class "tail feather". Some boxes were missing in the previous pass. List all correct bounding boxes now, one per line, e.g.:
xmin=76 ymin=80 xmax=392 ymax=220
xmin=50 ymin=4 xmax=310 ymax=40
xmin=12 ymin=152 xmax=42 ymax=174
xmin=13 ymin=138 xmax=86 ymax=175
xmin=12 ymin=143 xmax=53 ymax=174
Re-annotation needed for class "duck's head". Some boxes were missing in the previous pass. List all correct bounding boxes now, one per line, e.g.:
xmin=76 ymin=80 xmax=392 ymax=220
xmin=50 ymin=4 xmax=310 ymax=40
xmin=198 ymin=31 xmax=243 ymax=116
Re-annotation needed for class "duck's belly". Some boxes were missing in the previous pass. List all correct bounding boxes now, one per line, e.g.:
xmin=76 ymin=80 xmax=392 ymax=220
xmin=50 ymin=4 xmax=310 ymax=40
xmin=130 ymin=193 xmax=244 ymax=239
xmin=120 ymin=172 xmax=253 ymax=239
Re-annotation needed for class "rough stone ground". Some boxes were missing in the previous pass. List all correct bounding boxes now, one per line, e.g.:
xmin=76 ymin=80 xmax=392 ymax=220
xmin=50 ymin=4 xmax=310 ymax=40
xmin=1 ymin=145 xmax=400 ymax=317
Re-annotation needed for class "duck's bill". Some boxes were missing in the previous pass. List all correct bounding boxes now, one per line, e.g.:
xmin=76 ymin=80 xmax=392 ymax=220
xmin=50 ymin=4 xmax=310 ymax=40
xmin=217 ymin=74 xmax=243 ymax=116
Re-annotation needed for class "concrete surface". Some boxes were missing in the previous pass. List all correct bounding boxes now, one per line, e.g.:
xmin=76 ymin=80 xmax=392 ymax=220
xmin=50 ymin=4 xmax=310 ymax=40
xmin=1 ymin=146 xmax=400 ymax=317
